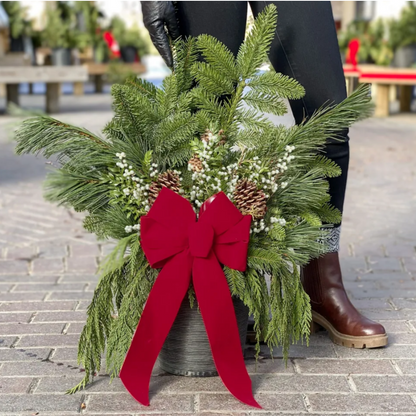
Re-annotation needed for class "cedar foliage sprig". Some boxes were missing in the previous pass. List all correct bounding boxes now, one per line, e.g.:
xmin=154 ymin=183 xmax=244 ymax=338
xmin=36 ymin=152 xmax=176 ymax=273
xmin=14 ymin=4 xmax=373 ymax=393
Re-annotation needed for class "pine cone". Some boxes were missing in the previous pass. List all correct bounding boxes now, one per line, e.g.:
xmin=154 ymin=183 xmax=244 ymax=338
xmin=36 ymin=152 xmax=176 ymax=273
xmin=148 ymin=171 xmax=181 ymax=206
xmin=201 ymin=129 xmax=212 ymax=142
xmin=218 ymin=129 xmax=227 ymax=146
xmin=233 ymin=179 xmax=267 ymax=219
xmin=218 ymin=129 xmax=226 ymax=145
xmin=188 ymin=155 xmax=203 ymax=172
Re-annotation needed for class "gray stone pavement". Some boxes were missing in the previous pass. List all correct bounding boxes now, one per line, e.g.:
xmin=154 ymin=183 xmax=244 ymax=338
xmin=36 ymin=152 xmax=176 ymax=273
xmin=0 ymin=94 xmax=416 ymax=415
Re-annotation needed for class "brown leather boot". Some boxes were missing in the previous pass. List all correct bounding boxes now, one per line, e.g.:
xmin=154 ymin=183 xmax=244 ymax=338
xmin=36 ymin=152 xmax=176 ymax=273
xmin=302 ymin=252 xmax=388 ymax=348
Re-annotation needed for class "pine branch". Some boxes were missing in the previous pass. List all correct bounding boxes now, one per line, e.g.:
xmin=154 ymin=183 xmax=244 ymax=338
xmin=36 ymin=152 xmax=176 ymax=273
xmin=247 ymin=70 xmax=305 ymax=100
xmin=190 ymin=87 xmax=229 ymax=126
xmin=152 ymin=112 xmax=197 ymax=165
xmin=125 ymin=76 xmax=158 ymax=101
xmin=236 ymin=107 xmax=274 ymax=133
xmin=300 ymin=84 xmax=374 ymax=140
xmin=307 ymin=155 xmax=342 ymax=178
xmin=173 ymin=37 xmax=199 ymax=92
xmin=106 ymin=264 xmax=155 ymax=378
xmin=67 ymin=265 xmax=123 ymax=394
xmin=196 ymin=34 xmax=239 ymax=82
xmin=243 ymin=90 xmax=288 ymax=116
xmin=44 ymin=169 xmax=110 ymax=214
xmin=15 ymin=116 xmax=111 ymax=163
xmin=191 ymin=62 xmax=235 ymax=96
xmin=236 ymin=4 xmax=278 ymax=78
xmin=314 ymin=203 xmax=342 ymax=225
xmin=83 ymin=206 xmax=135 ymax=240
xmin=109 ymin=83 xmax=160 ymax=143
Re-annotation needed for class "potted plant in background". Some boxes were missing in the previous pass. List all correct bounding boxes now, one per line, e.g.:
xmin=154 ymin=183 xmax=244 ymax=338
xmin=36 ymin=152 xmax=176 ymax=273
xmin=389 ymin=1 xmax=416 ymax=67
xmin=73 ymin=1 xmax=108 ymax=63
xmin=110 ymin=16 xmax=150 ymax=63
xmin=2 ymin=1 xmax=36 ymax=62
xmin=366 ymin=19 xmax=394 ymax=66
xmin=42 ymin=7 xmax=70 ymax=65
xmin=338 ymin=18 xmax=393 ymax=66
xmin=110 ymin=16 xmax=135 ymax=63
xmin=41 ymin=1 xmax=79 ymax=66
xmin=123 ymin=24 xmax=150 ymax=63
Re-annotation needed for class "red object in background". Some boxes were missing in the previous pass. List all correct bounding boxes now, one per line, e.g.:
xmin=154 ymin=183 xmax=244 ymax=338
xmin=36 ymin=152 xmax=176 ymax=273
xmin=103 ymin=30 xmax=121 ymax=58
xmin=346 ymin=38 xmax=360 ymax=68
xmin=119 ymin=188 xmax=260 ymax=409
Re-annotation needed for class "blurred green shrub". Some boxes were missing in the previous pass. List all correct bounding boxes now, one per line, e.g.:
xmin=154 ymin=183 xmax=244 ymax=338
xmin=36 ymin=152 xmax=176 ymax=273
xmin=41 ymin=2 xmax=79 ymax=49
xmin=338 ymin=19 xmax=393 ymax=66
xmin=110 ymin=16 xmax=151 ymax=59
xmin=105 ymin=61 xmax=138 ymax=85
xmin=2 ymin=1 xmax=33 ymax=38
xmin=389 ymin=1 xmax=416 ymax=50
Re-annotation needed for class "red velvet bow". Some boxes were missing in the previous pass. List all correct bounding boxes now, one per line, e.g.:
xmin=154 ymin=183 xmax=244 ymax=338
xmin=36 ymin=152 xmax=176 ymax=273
xmin=119 ymin=187 xmax=260 ymax=408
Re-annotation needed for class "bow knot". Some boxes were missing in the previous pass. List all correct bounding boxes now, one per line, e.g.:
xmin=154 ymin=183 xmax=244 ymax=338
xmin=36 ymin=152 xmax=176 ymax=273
xmin=119 ymin=188 xmax=261 ymax=409
xmin=188 ymin=221 xmax=214 ymax=258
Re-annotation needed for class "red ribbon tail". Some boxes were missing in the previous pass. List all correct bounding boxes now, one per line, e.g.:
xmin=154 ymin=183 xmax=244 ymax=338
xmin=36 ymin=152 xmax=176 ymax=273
xmin=119 ymin=251 xmax=192 ymax=406
xmin=193 ymin=255 xmax=261 ymax=409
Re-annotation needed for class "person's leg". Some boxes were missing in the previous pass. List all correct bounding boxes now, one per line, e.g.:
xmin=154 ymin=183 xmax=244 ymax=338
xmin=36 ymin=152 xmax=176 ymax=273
xmin=249 ymin=1 xmax=387 ymax=348
xmin=175 ymin=1 xmax=247 ymax=57
xmin=250 ymin=1 xmax=348 ymax=233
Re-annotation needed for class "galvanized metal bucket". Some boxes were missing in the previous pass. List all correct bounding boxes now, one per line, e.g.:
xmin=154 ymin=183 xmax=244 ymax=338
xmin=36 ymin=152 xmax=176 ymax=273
xmin=159 ymin=296 xmax=249 ymax=376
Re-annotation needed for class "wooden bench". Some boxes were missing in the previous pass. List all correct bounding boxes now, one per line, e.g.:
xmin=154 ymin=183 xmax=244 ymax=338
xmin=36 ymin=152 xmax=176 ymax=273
xmin=0 ymin=52 xmax=31 ymax=97
xmin=0 ymin=66 xmax=88 ymax=113
xmin=344 ymin=64 xmax=416 ymax=117
xmin=73 ymin=62 xmax=146 ymax=95
xmin=343 ymin=65 xmax=361 ymax=96
xmin=359 ymin=68 xmax=416 ymax=117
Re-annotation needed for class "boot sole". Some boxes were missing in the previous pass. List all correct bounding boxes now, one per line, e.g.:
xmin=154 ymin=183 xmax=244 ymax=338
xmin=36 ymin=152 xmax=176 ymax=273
xmin=311 ymin=311 xmax=388 ymax=349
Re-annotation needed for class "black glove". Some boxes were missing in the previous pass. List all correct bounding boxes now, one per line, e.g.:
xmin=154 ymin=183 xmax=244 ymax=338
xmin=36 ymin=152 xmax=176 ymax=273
xmin=141 ymin=1 xmax=180 ymax=68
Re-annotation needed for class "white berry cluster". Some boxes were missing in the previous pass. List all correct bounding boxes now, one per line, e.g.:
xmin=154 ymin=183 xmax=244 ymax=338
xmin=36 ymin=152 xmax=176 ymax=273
xmin=230 ymin=142 xmax=252 ymax=153
xmin=251 ymin=219 xmax=269 ymax=234
xmin=132 ymin=179 xmax=150 ymax=211
xmin=116 ymin=152 xmax=138 ymax=180
xmin=149 ymin=163 xmax=159 ymax=178
xmin=116 ymin=152 xmax=141 ymax=185
xmin=251 ymin=216 xmax=286 ymax=234
xmin=263 ymin=145 xmax=296 ymax=193
xmin=247 ymin=156 xmax=277 ymax=196
xmin=218 ymin=163 xmax=239 ymax=199
xmin=276 ymin=145 xmax=296 ymax=172
xmin=124 ymin=223 xmax=141 ymax=234
xmin=113 ymin=152 xmax=150 ymax=214
xmin=271 ymin=217 xmax=287 ymax=226
xmin=189 ymin=139 xmax=223 ymax=208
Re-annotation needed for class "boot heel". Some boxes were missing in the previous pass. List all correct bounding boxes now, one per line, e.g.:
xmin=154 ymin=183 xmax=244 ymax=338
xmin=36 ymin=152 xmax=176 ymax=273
xmin=310 ymin=320 xmax=324 ymax=334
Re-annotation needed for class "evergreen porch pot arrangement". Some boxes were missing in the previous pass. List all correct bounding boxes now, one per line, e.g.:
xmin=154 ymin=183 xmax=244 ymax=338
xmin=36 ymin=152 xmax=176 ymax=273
xmin=14 ymin=5 xmax=372 ymax=409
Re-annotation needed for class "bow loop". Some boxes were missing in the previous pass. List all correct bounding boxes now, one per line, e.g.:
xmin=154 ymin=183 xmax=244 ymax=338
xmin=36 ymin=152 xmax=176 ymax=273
xmin=140 ymin=217 xmax=189 ymax=268
xmin=215 ymin=216 xmax=252 ymax=272
xmin=199 ymin=192 xmax=245 ymax=236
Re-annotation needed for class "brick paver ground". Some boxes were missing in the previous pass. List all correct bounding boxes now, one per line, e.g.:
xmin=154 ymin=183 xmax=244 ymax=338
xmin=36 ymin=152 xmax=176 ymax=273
xmin=0 ymin=94 xmax=416 ymax=415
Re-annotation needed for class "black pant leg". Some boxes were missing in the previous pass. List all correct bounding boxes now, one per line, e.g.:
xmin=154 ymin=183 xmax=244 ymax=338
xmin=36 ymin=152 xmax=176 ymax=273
xmin=250 ymin=1 xmax=349 ymax=220
xmin=175 ymin=1 xmax=247 ymax=56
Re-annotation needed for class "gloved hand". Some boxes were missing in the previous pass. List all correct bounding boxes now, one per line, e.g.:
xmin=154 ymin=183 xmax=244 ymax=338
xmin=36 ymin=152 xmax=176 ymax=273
xmin=141 ymin=1 xmax=180 ymax=68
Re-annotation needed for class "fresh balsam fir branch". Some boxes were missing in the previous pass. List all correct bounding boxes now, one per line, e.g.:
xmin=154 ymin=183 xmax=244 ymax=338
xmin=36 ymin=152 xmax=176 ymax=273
xmin=14 ymin=4 xmax=373 ymax=394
